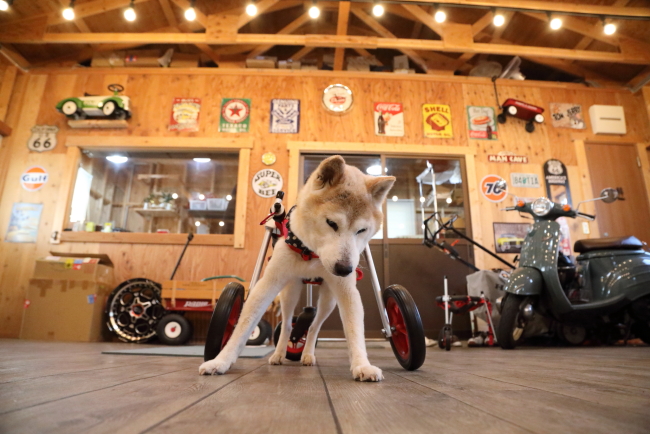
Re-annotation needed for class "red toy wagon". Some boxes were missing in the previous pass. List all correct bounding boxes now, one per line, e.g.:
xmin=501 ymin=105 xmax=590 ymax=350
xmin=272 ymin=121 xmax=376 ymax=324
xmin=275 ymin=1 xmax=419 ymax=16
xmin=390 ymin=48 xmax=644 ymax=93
xmin=497 ymin=98 xmax=545 ymax=133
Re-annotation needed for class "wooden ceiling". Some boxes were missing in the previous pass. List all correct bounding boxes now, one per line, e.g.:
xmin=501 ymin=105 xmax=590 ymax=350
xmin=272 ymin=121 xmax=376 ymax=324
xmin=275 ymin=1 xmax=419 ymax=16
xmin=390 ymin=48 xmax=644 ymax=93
xmin=0 ymin=0 xmax=649 ymax=88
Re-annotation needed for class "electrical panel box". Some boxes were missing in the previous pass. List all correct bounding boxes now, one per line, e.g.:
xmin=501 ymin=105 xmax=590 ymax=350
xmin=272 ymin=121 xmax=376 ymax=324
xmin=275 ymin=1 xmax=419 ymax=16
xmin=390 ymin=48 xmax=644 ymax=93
xmin=589 ymin=105 xmax=626 ymax=135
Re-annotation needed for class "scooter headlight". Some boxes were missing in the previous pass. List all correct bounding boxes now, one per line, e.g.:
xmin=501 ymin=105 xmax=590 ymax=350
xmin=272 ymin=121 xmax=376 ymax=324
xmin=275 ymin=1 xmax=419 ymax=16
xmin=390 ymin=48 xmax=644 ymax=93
xmin=531 ymin=197 xmax=553 ymax=216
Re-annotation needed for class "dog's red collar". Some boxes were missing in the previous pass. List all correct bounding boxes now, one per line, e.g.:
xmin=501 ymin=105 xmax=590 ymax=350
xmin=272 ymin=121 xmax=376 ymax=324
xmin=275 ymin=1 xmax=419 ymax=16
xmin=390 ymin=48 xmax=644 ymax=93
xmin=281 ymin=206 xmax=319 ymax=261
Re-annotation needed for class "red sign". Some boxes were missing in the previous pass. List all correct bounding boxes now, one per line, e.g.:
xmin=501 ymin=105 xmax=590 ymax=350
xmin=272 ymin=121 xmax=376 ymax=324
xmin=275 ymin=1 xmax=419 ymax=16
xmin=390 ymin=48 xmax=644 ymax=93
xmin=487 ymin=154 xmax=529 ymax=164
xmin=169 ymin=98 xmax=201 ymax=132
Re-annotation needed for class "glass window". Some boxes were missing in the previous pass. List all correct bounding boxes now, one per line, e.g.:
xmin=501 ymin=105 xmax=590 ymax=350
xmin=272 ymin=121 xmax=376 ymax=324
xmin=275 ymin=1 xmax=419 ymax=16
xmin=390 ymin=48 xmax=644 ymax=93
xmin=385 ymin=157 xmax=466 ymax=239
xmin=67 ymin=151 xmax=239 ymax=235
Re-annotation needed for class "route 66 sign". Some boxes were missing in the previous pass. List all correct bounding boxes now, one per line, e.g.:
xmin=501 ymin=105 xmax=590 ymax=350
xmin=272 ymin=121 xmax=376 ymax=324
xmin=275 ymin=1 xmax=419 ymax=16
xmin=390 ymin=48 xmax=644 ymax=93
xmin=27 ymin=125 xmax=58 ymax=152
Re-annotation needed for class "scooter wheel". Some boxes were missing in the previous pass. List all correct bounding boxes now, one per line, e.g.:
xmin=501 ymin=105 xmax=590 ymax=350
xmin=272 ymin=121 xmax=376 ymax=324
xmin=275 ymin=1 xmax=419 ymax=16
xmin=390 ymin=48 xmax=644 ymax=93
xmin=383 ymin=285 xmax=426 ymax=371
xmin=273 ymin=316 xmax=317 ymax=361
xmin=204 ymin=282 xmax=245 ymax=362
xmin=247 ymin=319 xmax=272 ymax=346
xmin=496 ymin=294 xmax=527 ymax=349
xmin=437 ymin=325 xmax=453 ymax=351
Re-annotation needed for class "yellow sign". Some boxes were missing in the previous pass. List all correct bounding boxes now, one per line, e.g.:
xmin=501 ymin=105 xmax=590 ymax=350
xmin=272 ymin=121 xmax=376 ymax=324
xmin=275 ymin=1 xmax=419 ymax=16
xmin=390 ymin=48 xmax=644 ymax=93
xmin=422 ymin=104 xmax=453 ymax=138
xmin=262 ymin=152 xmax=276 ymax=166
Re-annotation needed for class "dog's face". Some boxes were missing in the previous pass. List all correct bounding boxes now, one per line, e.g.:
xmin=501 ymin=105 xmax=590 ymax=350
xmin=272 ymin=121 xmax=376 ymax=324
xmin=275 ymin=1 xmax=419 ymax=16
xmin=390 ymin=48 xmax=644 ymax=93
xmin=292 ymin=156 xmax=395 ymax=278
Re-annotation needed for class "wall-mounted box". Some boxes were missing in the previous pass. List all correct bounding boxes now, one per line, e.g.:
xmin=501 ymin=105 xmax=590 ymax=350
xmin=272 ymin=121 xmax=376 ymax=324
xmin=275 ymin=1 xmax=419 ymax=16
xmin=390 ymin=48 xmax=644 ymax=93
xmin=588 ymin=105 xmax=626 ymax=135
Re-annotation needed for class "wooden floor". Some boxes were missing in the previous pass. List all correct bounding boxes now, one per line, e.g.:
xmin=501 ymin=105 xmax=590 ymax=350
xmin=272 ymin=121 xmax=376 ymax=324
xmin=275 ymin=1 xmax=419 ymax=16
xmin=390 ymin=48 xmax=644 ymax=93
xmin=1 ymin=339 xmax=650 ymax=434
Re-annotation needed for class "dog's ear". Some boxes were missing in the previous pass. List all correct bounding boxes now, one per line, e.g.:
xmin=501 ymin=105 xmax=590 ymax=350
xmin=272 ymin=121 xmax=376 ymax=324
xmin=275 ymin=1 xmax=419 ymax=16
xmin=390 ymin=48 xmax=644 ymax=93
xmin=366 ymin=176 xmax=396 ymax=205
xmin=315 ymin=155 xmax=346 ymax=189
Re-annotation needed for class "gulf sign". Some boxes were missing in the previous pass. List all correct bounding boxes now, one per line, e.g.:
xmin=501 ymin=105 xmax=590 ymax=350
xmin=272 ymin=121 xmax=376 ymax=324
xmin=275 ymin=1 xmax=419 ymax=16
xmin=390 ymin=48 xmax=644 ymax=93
xmin=20 ymin=166 xmax=49 ymax=191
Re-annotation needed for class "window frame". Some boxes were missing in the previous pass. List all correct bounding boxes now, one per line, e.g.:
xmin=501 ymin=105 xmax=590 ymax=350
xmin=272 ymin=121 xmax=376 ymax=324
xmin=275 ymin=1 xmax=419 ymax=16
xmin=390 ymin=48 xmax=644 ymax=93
xmin=52 ymin=136 xmax=252 ymax=248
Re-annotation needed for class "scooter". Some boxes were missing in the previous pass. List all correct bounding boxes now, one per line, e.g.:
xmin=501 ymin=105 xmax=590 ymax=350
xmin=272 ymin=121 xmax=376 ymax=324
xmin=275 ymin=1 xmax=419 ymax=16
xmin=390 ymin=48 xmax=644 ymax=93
xmin=495 ymin=182 xmax=650 ymax=348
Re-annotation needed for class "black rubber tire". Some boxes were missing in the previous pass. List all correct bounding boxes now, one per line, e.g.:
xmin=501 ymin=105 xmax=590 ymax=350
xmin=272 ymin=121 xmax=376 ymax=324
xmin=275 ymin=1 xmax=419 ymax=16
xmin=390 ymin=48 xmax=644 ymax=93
xmin=631 ymin=296 xmax=650 ymax=344
xmin=383 ymin=285 xmax=426 ymax=371
xmin=525 ymin=122 xmax=535 ymax=133
xmin=156 ymin=313 xmax=193 ymax=345
xmin=247 ymin=318 xmax=272 ymax=346
xmin=204 ymin=282 xmax=245 ymax=362
xmin=497 ymin=113 xmax=507 ymax=124
xmin=105 ymin=278 xmax=164 ymax=343
xmin=444 ymin=328 xmax=452 ymax=351
xmin=558 ymin=324 xmax=587 ymax=346
xmin=273 ymin=316 xmax=316 ymax=361
xmin=496 ymin=294 xmax=526 ymax=349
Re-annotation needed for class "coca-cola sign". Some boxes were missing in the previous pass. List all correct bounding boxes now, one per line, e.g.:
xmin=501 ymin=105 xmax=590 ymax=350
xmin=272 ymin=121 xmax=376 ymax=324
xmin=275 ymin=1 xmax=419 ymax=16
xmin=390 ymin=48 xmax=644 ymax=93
xmin=374 ymin=102 xmax=404 ymax=137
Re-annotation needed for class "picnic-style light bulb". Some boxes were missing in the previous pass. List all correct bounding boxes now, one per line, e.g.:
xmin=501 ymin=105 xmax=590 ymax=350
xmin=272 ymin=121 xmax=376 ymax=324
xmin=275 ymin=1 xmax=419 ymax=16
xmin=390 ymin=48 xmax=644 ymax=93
xmin=603 ymin=21 xmax=617 ymax=35
xmin=124 ymin=1 xmax=136 ymax=21
xmin=309 ymin=2 xmax=320 ymax=19
xmin=493 ymin=10 xmax=505 ymax=27
xmin=246 ymin=2 xmax=257 ymax=17
xmin=185 ymin=1 xmax=197 ymax=21
xmin=62 ymin=0 xmax=75 ymax=20
xmin=0 ymin=1 xmax=10 ymax=12
xmin=372 ymin=3 xmax=384 ymax=17
xmin=550 ymin=16 xmax=562 ymax=30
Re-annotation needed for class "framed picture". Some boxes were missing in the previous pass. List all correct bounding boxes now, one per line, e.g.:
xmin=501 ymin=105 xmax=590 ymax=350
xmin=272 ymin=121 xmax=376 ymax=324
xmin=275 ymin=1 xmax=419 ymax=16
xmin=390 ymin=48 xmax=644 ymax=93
xmin=493 ymin=222 xmax=531 ymax=254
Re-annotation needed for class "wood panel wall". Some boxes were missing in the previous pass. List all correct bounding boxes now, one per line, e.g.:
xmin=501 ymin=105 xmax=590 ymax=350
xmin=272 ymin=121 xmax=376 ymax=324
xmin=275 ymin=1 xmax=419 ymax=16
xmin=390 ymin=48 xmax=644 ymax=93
xmin=1 ymin=68 xmax=649 ymax=338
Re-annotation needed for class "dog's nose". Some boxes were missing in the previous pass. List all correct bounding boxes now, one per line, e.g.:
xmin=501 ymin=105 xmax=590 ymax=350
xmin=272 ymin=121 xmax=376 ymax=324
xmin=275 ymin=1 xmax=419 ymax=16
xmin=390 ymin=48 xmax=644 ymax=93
xmin=334 ymin=262 xmax=353 ymax=277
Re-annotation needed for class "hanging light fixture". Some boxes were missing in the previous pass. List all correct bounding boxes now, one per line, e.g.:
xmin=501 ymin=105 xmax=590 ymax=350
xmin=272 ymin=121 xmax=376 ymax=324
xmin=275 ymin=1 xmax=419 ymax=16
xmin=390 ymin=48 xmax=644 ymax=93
xmin=184 ymin=0 xmax=197 ymax=21
xmin=62 ymin=0 xmax=75 ymax=20
xmin=124 ymin=0 xmax=136 ymax=22
xmin=548 ymin=13 xmax=563 ymax=30
xmin=602 ymin=17 xmax=617 ymax=35
xmin=372 ymin=2 xmax=384 ymax=18
xmin=245 ymin=1 xmax=257 ymax=17
xmin=0 ymin=0 xmax=12 ymax=12
xmin=434 ymin=4 xmax=446 ymax=24
xmin=493 ymin=9 xmax=505 ymax=27
xmin=308 ymin=1 xmax=320 ymax=19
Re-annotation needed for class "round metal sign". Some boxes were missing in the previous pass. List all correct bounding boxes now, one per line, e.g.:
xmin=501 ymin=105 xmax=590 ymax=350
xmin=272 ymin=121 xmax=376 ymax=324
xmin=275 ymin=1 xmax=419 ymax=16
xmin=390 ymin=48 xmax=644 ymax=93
xmin=322 ymin=84 xmax=353 ymax=114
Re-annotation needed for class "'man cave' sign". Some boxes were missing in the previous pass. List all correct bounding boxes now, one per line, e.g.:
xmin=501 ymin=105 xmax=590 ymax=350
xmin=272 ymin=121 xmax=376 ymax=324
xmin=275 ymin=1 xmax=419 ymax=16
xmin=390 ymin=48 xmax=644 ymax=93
xmin=487 ymin=154 xmax=529 ymax=164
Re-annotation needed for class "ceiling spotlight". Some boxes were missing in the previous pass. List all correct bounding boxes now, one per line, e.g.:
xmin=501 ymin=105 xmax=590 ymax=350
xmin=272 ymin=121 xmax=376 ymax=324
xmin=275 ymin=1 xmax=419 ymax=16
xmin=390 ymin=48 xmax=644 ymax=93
xmin=198 ymin=193 xmax=205 ymax=200
xmin=549 ymin=17 xmax=562 ymax=30
xmin=603 ymin=22 xmax=616 ymax=35
xmin=392 ymin=195 xmax=398 ymax=202
xmin=218 ymin=221 xmax=225 ymax=227
xmin=308 ymin=2 xmax=320 ymax=19
xmin=419 ymin=196 xmax=425 ymax=203
xmin=493 ymin=10 xmax=505 ymax=27
xmin=62 ymin=0 xmax=75 ymax=20
xmin=0 ymin=1 xmax=10 ymax=12
xmin=366 ymin=165 xmax=382 ymax=176
xmin=172 ymin=193 xmax=179 ymax=199
xmin=124 ymin=1 xmax=136 ymax=22
xmin=193 ymin=157 xmax=211 ymax=163
xmin=185 ymin=0 xmax=197 ymax=21
xmin=434 ymin=9 xmax=446 ymax=24
xmin=106 ymin=155 xmax=128 ymax=164
xmin=195 ymin=221 xmax=201 ymax=227
xmin=245 ymin=2 xmax=257 ymax=17
xmin=372 ymin=3 xmax=384 ymax=17
xmin=446 ymin=197 xmax=453 ymax=204
xmin=226 ymin=194 xmax=233 ymax=201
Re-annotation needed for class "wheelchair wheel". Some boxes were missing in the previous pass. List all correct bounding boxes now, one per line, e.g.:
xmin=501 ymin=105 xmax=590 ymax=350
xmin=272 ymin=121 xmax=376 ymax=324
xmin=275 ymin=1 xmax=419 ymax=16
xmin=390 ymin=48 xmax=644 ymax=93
xmin=438 ymin=325 xmax=452 ymax=351
xmin=273 ymin=316 xmax=317 ymax=361
xmin=383 ymin=285 xmax=426 ymax=371
xmin=204 ymin=282 xmax=245 ymax=362
xmin=247 ymin=319 xmax=272 ymax=346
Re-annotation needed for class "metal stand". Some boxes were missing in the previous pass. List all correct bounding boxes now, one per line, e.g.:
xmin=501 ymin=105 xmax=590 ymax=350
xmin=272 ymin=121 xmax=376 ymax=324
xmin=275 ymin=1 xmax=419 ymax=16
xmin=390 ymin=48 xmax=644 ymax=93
xmin=365 ymin=245 xmax=392 ymax=338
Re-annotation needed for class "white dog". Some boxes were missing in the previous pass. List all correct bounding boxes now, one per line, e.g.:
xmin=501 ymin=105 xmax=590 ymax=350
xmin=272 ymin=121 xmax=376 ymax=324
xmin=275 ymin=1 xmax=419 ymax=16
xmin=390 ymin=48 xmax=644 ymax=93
xmin=199 ymin=155 xmax=395 ymax=381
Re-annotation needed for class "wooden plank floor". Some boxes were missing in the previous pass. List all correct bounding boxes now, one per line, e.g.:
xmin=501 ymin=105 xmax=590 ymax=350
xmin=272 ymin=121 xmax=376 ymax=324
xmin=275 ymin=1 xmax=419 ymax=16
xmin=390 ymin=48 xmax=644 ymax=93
xmin=1 ymin=339 xmax=649 ymax=434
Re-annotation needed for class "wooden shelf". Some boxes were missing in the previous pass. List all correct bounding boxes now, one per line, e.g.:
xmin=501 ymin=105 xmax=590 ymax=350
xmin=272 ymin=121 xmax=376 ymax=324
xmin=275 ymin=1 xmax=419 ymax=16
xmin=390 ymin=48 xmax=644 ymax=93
xmin=134 ymin=208 xmax=179 ymax=218
xmin=67 ymin=119 xmax=129 ymax=129
xmin=60 ymin=232 xmax=234 ymax=246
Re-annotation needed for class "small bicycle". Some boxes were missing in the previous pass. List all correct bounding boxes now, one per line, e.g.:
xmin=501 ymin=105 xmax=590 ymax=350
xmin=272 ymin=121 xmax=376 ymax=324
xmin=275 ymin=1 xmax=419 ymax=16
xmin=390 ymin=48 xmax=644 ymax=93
xmin=204 ymin=191 xmax=427 ymax=371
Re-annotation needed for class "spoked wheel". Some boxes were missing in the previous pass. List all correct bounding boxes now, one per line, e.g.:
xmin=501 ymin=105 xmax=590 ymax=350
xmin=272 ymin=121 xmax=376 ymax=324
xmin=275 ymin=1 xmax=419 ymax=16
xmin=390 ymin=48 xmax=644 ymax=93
xmin=383 ymin=285 xmax=426 ymax=371
xmin=496 ymin=294 xmax=527 ymax=349
xmin=105 ymin=278 xmax=165 ymax=343
xmin=204 ymin=282 xmax=245 ymax=362
xmin=273 ymin=316 xmax=318 ymax=361
xmin=438 ymin=325 xmax=452 ymax=351
xmin=247 ymin=318 xmax=272 ymax=346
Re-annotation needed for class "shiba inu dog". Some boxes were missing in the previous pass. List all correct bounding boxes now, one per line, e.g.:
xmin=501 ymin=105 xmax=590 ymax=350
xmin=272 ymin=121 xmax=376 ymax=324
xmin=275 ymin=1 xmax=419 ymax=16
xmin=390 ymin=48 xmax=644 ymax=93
xmin=199 ymin=155 xmax=395 ymax=381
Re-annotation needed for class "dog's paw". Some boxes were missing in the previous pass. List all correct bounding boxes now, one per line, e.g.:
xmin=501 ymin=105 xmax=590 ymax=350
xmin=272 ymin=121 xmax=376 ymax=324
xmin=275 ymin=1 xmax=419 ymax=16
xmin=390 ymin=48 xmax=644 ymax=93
xmin=268 ymin=353 xmax=284 ymax=365
xmin=199 ymin=358 xmax=232 ymax=375
xmin=301 ymin=353 xmax=316 ymax=366
xmin=352 ymin=364 xmax=383 ymax=382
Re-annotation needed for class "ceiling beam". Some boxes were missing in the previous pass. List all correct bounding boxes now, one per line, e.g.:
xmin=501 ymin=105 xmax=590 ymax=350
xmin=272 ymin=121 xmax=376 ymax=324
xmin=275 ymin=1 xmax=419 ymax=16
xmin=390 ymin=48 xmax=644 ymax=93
xmin=158 ymin=0 xmax=179 ymax=27
xmin=471 ymin=11 xmax=493 ymax=37
xmin=333 ymin=2 xmax=351 ymax=71
xmin=571 ymin=0 xmax=631 ymax=54
xmin=519 ymin=12 xmax=619 ymax=47
xmin=627 ymin=65 xmax=650 ymax=89
xmin=351 ymin=6 xmax=429 ymax=72
xmin=247 ymin=11 xmax=311 ymax=59
xmin=237 ymin=0 xmax=280 ymax=30
xmin=0 ymin=44 xmax=30 ymax=71
xmin=289 ymin=46 xmax=315 ymax=61
xmin=48 ymin=0 xmax=153 ymax=26
xmin=169 ymin=0 xmax=208 ymax=27
xmin=0 ymin=65 xmax=17 ymax=122
xmin=400 ymin=4 xmax=444 ymax=37
xmin=6 ymin=32 xmax=650 ymax=65
xmin=388 ymin=0 xmax=650 ymax=19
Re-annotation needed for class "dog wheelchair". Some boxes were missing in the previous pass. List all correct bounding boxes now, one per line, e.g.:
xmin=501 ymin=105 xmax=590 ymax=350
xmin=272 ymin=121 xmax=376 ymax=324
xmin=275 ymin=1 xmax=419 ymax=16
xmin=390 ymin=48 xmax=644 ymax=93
xmin=204 ymin=191 xmax=427 ymax=371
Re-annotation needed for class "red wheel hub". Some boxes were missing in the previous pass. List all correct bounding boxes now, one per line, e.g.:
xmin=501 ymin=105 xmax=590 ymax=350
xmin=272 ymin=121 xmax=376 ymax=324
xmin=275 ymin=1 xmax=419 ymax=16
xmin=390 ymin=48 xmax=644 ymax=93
xmin=286 ymin=321 xmax=307 ymax=354
xmin=221 ymin=297 xmax=242 ymax=348
xmin=386 ymin=297 xmax=410 ymax=360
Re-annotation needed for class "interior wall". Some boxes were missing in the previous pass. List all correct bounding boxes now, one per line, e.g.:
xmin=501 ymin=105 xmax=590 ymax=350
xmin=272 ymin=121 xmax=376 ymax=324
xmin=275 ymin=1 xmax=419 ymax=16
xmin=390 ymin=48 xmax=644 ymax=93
xmin=0 ymin=69 xmax=649 ymax=338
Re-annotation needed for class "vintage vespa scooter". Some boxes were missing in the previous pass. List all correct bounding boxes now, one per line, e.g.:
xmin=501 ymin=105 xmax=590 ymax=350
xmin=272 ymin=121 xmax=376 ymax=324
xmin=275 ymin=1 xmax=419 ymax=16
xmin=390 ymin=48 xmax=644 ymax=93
xmin=495 ymin=182 xmax=650 ymax=348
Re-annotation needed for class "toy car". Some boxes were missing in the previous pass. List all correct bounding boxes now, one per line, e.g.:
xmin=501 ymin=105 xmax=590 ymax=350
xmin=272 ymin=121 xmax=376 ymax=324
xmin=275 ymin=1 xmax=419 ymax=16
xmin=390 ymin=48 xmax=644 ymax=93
xmin=497 ymin=98 xmax=544 ymax=133
xmin=56 ymin=84 xmax=131 ymax=120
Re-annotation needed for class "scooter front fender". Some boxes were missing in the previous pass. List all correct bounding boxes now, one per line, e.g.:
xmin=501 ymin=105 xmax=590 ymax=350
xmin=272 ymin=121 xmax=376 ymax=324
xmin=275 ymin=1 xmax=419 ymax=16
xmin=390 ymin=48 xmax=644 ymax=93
xmin=504 ymin=267 xmax=543 ymax=296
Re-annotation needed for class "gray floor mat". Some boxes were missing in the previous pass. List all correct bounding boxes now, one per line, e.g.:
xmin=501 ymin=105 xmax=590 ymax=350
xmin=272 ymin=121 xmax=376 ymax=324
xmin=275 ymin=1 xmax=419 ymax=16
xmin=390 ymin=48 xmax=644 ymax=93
xmin=102 ymin=345 xmax=274 ymax=358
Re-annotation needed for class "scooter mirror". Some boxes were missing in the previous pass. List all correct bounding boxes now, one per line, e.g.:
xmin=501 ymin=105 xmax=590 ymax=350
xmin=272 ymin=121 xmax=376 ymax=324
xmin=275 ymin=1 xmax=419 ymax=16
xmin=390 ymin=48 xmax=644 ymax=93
xmin=600 ymin=188 xmax=619 ymax=204
xmin=495 ymin=179 xmax=507 ymax=192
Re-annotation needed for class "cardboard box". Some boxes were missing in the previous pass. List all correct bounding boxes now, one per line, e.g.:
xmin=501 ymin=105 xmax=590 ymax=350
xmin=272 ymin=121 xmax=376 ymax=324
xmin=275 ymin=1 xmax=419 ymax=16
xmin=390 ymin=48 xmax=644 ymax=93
xmin=33 ymin=252 xmax=114 ymax=285
xmin=171 ymin=52 xmax=199 ymax=68
xmin=91 ymin=51 xmax=126 ymax=67
xmin=21 ymin=279 xmax=112 ymax=342
xmin=125 ymin=50 xmax=162 ymax=67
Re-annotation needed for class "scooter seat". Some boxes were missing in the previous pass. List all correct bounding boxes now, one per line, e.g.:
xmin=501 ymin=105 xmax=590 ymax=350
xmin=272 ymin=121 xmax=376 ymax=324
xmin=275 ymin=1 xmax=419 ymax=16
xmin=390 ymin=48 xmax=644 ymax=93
xmin=574 ymin=236 xmax=643 ymax=253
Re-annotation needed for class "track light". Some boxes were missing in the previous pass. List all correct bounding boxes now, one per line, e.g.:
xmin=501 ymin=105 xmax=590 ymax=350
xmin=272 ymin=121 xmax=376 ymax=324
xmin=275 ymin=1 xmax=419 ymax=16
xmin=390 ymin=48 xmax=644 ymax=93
xmin=549 ymin=14 xmax=562 ymax=30
xmin=372 ymin=2 xmax=384 ymax=17
xmin=434 ymin=5 xmax=446 ymax=24
xmin=62 ymin=0 xmax=75 ymax=20
xmin=0 ymin=1 xmax=10 ymax=12
xmin=124 ymin=0 xmax=136 ymax=22
xmin=245 ymin=2 xmax=257 ymax=17
xmin=184 ymin=0 xmax=196 ymax=21
xmin=493 ymin=9 xmax=505 ymax=27
xmin=308 ymin=2 xmax=320 ymax=19
xmin=602 ymin=18 xmax=616 ymax=35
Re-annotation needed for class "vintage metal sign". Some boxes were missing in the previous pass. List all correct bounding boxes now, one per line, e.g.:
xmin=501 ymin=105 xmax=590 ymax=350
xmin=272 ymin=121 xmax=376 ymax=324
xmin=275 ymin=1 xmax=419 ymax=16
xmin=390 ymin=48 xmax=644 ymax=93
xmin=510 ymin=173 xmax=540 ymax=188
xmin=544 ymin=159 xmax=572 ymax=206
xmin=169 ymin=98 xmax=201 ymax=132
xmin=27 ymin=125 xmax=58 ymax=152
xmin=5 ymin=202 xmax=43 ymax=243
xmin=467 ymin=106 xmax=498 ymax=140
xmin=252 ymin=169 xmax=283 ymax=198
xmin=270 ymin=99 xmax=300 ymax=134
xmin=480 ymin=174 xmax=508 ymax=203
xmin=422 ymin=104 xmax=453 ymax=138
xmin=374 ymin=102 xmax=404 ymax=137
xmin=550 ymin=103 xmax=586 ymax=130
xmin=20 ymin=166 xmax=49 ymax=192
xmin=220 ymin=98 xmax=251 ymax=133
xmin=487 ymin=154 xmax=529 ymax=164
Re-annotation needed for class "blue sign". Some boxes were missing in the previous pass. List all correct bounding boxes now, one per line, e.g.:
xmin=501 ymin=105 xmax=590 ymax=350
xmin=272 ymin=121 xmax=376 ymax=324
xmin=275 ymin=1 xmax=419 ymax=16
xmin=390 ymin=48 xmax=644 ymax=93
xmin=270 ymin=99 xmax=300 ymax=134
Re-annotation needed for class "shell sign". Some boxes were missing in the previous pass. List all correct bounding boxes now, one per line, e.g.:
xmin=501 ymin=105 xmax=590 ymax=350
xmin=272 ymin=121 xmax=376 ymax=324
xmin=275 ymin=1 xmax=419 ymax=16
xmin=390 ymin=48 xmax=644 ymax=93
xmin=20 ymin=166 xmax=49 ymax=192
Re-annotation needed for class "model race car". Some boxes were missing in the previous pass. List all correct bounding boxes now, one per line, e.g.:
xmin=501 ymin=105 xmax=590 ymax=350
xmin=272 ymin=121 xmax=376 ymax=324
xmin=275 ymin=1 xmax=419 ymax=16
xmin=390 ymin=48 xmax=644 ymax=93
xmin=497 ymin=98 xmax=544 ymax=133
xmin=56 ymin=84 xmax=131 ymax=120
